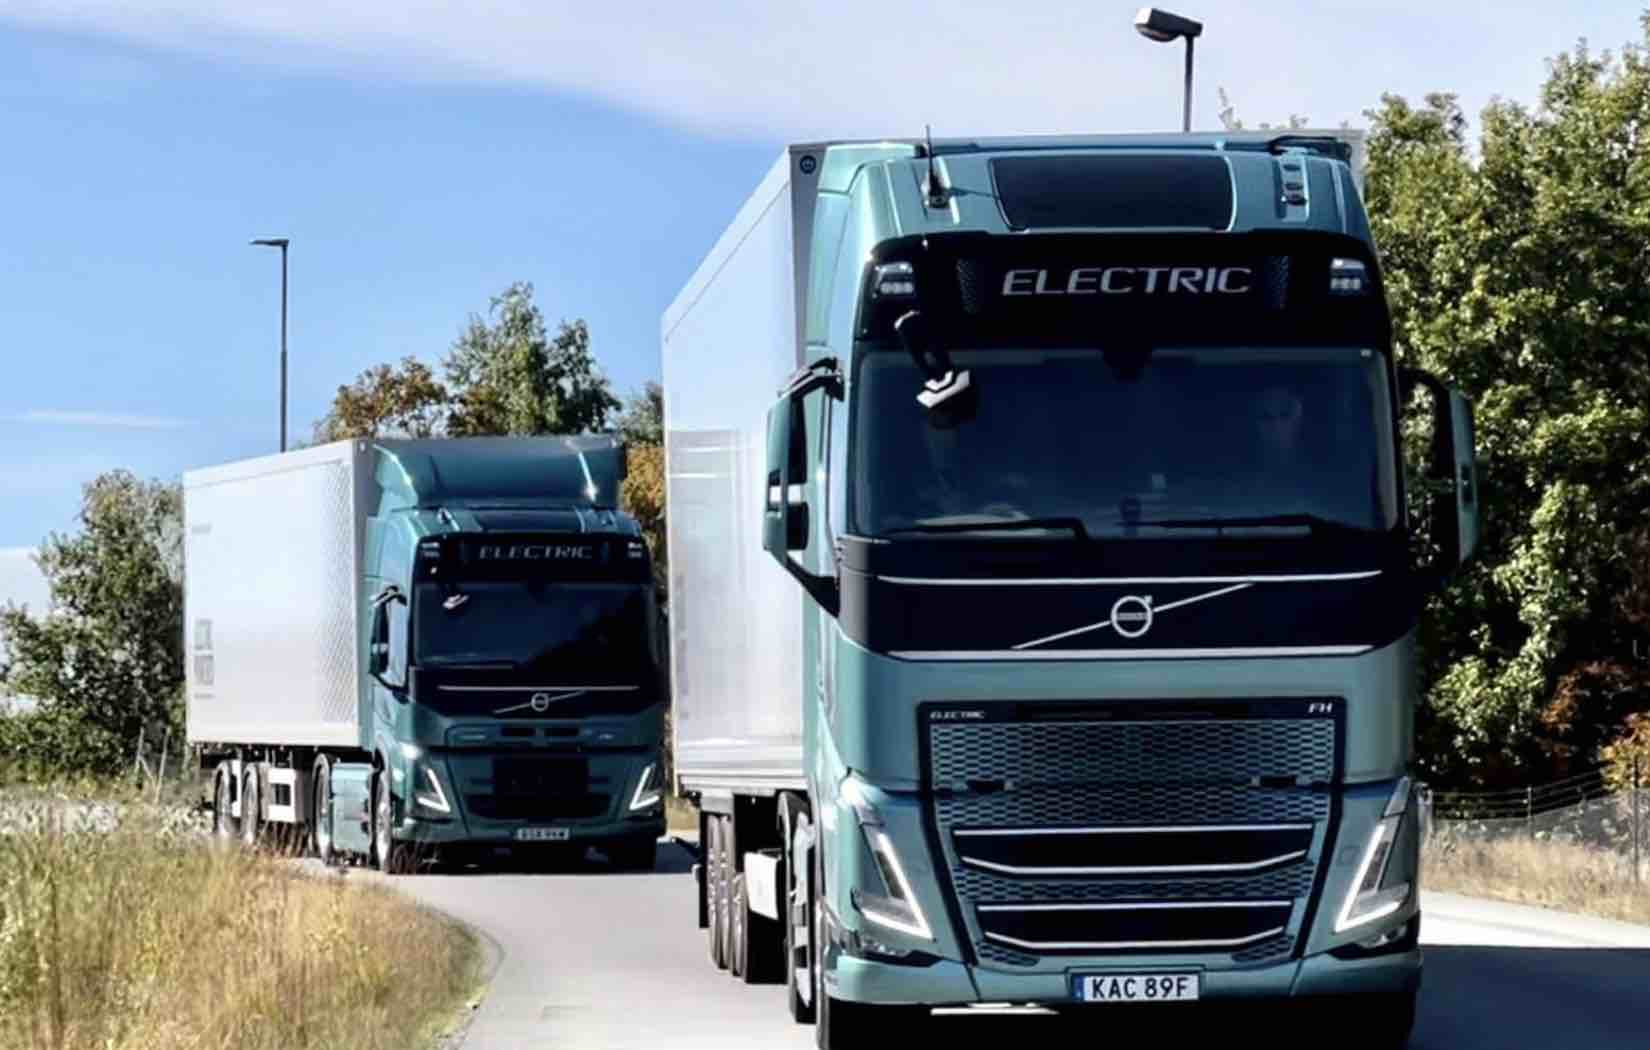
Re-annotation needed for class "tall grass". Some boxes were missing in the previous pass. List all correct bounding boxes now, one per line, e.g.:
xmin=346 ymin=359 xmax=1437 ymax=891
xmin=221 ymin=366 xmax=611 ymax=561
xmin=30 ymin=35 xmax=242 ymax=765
xmin=0 ymin=812 xmax=480 ymax=1050
xmin=1423 ymin=835 xmax=1650 ymax=927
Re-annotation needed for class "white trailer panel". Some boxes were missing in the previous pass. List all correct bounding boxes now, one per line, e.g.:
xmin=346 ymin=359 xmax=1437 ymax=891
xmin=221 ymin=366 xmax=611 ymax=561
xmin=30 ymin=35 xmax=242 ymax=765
xmin=183 ymin=440 xmax=368 ymax=748
xmin=664 ymin=151 xmax=808 ymax=793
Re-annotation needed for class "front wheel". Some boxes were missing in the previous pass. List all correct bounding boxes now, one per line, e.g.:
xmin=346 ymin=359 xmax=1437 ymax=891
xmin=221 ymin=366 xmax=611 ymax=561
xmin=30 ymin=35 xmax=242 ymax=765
xmin=372 ymin=771 xmax=413 ymax=875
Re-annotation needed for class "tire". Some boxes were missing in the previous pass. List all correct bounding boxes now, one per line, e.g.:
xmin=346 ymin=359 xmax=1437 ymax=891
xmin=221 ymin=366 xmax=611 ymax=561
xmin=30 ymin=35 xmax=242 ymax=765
xmin=372 ymin=770 xmax=413 ymax=875
xmin=212 ymin=763 xmax=240 ymax=842
xmin=785 ymin=816 xmax=816 ymax=1023
xmin=607 ymin=837 xmax=658 ymax=872
xmin=240 ymin=766 xmax=262 ymax=849
xmin=730 ymin=873 xmax=749 ymax=979
xmin=311 ymin=758 xmax=334 ymax=866
xmin=707 ymin=817 xmax=729 ymax=970
xmin=733 ymin=869 xmax=783 ymax=985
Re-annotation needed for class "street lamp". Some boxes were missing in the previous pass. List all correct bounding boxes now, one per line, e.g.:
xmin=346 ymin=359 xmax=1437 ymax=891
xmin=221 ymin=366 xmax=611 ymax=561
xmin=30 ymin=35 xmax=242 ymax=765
xmin=250 ymin=237 xmax=290 ymax=452
xmin=1134 ymin=7 xmax=1204 ymax=132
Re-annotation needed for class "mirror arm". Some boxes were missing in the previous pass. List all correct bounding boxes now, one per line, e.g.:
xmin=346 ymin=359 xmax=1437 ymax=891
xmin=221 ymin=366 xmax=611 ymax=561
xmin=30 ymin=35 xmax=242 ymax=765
xmin=777 ymin=555 xmax=839 ymax=616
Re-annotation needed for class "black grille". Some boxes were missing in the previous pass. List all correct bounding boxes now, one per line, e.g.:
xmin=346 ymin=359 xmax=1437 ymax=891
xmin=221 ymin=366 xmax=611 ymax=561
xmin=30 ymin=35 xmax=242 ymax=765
xmin=929 ymin=717 xmax=1335 ymax=789
xmin=463 ymin=756 xmax=611 ymax=822
xmin=922 ymin=700 xmax=1341 ymax=971
xmin=465 ymin=793 xmax=611 ymax=822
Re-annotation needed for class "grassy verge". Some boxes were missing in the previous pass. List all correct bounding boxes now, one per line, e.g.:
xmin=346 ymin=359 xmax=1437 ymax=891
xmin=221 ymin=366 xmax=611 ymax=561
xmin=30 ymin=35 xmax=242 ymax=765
xmin=1423 ymin=835 xmax=1650 ymax=927
xmin=665 ymin=793 xmax=699 ymax=835
xmin=0 ymin=815 xmax=481 ymax=1050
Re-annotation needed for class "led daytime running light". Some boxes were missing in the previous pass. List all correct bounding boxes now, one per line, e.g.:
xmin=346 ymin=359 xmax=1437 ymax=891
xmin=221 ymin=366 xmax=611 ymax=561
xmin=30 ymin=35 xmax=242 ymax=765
xmin=413 ymin=766 xmax=451 ymax=815
xmin=629 ymin=763 xmax=662 ymax=811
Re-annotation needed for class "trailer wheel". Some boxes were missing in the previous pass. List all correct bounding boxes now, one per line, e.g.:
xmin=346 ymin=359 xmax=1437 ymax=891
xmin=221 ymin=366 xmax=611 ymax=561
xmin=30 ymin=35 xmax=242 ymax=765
xmin=785 ymin=813 xmax=816 ymax=1023
xmin=311 ymin=758 xmax=334 ymax=866
xmin=707 ymin=816 xmax=729 ymax=970
xmin=372 ymin=771 xmax=413 ymax=875
xmin=730 ymin=873 xmax=749 ymax=978
xmin=239 ymin=766 xmax=263 ymax=849
xmin=212 ymin=763 xmax=240 ymax=841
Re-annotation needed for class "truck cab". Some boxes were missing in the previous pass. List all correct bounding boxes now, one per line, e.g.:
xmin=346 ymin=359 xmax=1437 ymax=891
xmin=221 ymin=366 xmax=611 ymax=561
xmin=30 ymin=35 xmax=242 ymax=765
xmin=669 ymin=133 xmax=1480 ymax=1048
xmin=363 ymin=438 xmax=666 ymax=870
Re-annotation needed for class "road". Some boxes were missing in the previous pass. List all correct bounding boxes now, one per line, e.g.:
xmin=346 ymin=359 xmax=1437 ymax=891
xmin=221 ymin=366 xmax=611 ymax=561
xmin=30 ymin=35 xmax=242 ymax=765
xmin=378 ymin=842 xmax=1650 ymax=1050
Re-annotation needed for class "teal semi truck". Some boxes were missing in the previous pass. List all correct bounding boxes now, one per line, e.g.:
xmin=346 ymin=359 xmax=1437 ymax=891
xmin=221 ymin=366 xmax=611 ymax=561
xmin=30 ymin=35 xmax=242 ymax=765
xmin=663 ymin=133 xmax=1479 ymax=1046
xmin=184 ymin=436 xmax=666 ymax=872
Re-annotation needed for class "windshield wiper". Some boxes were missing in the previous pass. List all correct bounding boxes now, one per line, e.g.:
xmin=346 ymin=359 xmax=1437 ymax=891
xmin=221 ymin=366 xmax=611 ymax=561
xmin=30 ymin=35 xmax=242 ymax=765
xmin=883 ymin=517 xmax=1091 ymax=541
xmin=1129 ymin=513 xmax=1364 ymax=535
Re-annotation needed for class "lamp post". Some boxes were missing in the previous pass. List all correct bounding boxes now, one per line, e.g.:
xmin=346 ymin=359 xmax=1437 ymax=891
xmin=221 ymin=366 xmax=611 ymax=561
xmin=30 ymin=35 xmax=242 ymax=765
xmin=250 ymin=237 xmax=290 ymax=451
xmin=1134 ymin=7 xmax=1204 ymax=132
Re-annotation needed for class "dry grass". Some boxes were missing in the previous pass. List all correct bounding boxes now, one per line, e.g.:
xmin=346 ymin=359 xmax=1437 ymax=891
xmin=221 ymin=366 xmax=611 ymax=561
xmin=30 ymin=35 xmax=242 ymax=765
xmin=665 ymin=793 xmax=699 ymax=835
xmin=1423 ymin=834 xmax=1650 ymax=927
xmin=0 ymin=814 xmax=481 ymax=1050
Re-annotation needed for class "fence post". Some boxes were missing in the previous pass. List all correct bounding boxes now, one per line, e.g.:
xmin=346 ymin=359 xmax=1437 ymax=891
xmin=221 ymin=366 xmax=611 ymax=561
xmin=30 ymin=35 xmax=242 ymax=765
xmin=1635 ymin=752 xmax=1642 ymax=885
xmin=132 ymin=725 xmax=146 ymax=779
xmin=1525 ymin=786 xmax=1534 ymax=839
xmin=155 ymin=727 xmax=171 ymax=805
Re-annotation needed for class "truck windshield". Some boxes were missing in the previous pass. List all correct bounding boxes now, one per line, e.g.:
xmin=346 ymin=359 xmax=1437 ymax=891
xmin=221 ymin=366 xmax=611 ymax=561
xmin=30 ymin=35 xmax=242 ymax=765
xmin=850 ymin=347 xmax=1400 ymax=539
xmin=414 ymin=582 xmax=652 ymax=673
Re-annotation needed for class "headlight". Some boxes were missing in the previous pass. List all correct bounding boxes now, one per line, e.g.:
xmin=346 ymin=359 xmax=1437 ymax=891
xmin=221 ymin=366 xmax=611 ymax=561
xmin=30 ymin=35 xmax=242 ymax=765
xmin=1335 ymin=777 xmax=1413 ymax=934
xmin=842 ymin=776 xmax=933 ymax=942
xmin=412 ymin=765 xmax=451 ymax=815
xmin=629 ymin=763 xmax=662 ymax=811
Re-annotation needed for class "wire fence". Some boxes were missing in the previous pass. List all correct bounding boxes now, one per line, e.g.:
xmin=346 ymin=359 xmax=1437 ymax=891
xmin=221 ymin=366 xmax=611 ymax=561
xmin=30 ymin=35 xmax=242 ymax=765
xmin=1420 ymin=757 xmax=1647 ymax=883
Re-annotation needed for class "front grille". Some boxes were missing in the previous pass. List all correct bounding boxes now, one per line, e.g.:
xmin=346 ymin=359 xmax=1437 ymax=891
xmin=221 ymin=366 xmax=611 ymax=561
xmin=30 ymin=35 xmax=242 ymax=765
xmin=976 ymin=901 xmax=1294 ymax=955
xmin=463 ymin=756 xmax=612 ymax=823
xmin=922 ymin=700 xmax=1340 ymax=971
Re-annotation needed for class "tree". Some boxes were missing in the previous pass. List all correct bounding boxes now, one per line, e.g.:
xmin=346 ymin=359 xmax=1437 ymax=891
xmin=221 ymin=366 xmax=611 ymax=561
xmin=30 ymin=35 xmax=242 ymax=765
xmin=0 ymin=472 xmax=184 ymax=777
xmin=1365 ymin=18 xmax=1650 ymax=786
xmin=444 ymin=282 xmax=621 ymax=437
xmin=616 ymin=381 xmax=664 ymax=447
xmin=313 ymin=355 xmax=449 ymax=443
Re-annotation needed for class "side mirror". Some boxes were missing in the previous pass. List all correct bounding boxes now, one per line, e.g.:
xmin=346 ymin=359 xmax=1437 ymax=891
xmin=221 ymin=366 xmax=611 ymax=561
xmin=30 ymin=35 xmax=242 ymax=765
xmin=368 ymin=586 xmax=405 ymax=690
xmin=762 ymin=360 xmax=842 ymax=615
xmin=1400 ymin=368 xmax=1481 ymax=588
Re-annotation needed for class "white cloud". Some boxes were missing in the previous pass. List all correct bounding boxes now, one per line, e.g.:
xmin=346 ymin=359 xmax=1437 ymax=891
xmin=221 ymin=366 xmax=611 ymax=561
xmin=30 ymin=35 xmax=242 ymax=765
xmin=14 ymin=410 xmax=192 ymax=429
xmin=0 ymin=2 xmax=1639 ymax=141
xmin=0 ymin=547 xmax=49 ymax=615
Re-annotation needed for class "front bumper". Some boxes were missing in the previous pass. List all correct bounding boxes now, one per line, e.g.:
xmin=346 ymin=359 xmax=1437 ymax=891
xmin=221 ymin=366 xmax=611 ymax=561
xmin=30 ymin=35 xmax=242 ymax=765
xmin=393 ymin=748 xmax=666 ymax=847
xmin=828 ymin=940 xmax=1421 ymax=1006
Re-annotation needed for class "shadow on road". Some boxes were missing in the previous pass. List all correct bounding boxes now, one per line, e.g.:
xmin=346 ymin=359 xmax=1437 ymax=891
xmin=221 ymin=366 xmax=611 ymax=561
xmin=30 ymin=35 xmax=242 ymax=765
xmin=1409 ymin=945 xmax=1650 ymax=1050
xmin=426 ymin=837 xmax=697 ymax=878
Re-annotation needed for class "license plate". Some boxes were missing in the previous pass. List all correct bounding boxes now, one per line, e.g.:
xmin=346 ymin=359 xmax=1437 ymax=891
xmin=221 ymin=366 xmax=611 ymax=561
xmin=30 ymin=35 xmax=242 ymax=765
xmin=1072 ymin=973 xmax=1201 ymax=1003
xmin=514 ymin=827 xmax=570 ymax=842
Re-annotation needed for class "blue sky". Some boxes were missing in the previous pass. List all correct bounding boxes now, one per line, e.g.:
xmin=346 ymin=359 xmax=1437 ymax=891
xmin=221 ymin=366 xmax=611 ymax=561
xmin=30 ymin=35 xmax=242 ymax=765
xmin=0 ymin=0 xmax=1643 ymax=586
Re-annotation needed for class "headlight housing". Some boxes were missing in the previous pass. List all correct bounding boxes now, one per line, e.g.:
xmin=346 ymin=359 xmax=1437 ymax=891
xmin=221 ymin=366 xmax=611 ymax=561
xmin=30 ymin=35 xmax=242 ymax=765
xmin=629 ymin=763 xmax=663 ymax=812
xmin=841 ymin=776 xmax=933 ymax=942
xmin=411 ymin=764 xmax=452 ymax=816
xmin=1335 ymin=777 xmax=1413 ymax=934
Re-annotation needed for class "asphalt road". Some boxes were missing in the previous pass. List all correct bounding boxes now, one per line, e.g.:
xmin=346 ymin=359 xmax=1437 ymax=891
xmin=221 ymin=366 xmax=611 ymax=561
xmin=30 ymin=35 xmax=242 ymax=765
xmin=376 ymin=842 xmax=1650 ymax=1050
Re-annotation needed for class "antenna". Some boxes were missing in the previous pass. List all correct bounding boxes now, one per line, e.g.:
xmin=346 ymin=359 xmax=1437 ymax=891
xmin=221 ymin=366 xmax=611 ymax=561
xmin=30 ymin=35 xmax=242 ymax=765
xmin=923 ymin=124 xmax=948 ymax=209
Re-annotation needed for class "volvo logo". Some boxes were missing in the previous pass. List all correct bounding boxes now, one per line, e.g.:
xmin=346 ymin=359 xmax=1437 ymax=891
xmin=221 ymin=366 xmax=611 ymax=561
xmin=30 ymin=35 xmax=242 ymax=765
xmin=529 ymin=692 xmax=552 ymax=713
xmin=1109 ymin=595 xmax=1155 ymax=638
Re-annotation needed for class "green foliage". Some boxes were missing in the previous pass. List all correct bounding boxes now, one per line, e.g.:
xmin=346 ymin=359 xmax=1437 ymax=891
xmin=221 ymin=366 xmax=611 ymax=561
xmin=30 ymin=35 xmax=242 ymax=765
xmin=0 ymin=472 xmax=184 ymax=779
xmin=616 ymin=381 xmax=664 ymax=447
xmin=313 ymin=356 xmax=449 ymax=443
xmin=1366 ymin=17 xmax=1650 ymax=785
xmin=445 ymin=283 xmax=621 ymax=437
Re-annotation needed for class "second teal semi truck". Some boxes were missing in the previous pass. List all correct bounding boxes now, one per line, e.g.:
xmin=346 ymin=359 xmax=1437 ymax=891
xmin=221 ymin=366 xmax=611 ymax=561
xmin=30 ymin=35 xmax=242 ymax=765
xmin=185 ymin=436 xmax=666 ymax=872
xmin=663 ymin=132 xmax=1480 ymax=1047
